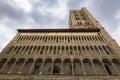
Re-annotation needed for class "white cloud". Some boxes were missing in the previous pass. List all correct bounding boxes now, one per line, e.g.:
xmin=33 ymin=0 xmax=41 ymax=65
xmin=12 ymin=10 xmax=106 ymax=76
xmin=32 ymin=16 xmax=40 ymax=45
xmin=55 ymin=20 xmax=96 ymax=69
xmin=11 ymin=0 xmax=32 ymax=12
xmin=0 ymin=20 xmax=15 ymax=51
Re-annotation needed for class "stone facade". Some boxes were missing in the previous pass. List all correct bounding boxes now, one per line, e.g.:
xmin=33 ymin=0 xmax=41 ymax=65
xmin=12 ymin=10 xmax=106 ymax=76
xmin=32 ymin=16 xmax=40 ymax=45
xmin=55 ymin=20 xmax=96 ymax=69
xmin=0 ymin=8 xmax=120 ymax=80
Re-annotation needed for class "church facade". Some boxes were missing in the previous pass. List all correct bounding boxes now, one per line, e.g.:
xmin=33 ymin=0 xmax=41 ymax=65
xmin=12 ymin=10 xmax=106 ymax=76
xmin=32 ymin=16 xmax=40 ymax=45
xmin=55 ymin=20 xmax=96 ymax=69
xmin=0 ymin=8 xmax=120 ymax=80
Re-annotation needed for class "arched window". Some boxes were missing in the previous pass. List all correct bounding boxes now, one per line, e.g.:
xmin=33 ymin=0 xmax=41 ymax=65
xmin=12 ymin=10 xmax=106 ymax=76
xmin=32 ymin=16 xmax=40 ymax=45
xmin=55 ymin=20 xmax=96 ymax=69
xmin=63 ymin=59 xmax=72 ymax=75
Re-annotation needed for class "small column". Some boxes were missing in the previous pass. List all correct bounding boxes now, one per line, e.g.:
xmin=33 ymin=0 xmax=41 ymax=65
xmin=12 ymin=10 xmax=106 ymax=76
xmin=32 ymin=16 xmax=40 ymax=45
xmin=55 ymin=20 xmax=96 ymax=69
xmin=101 ymin=35 xmax=106 ymax=43
xmin=81 ymin=60 xmax=86 ymax=75
xmin=84 ymin=46 xmax=87 ymax=54
xmin=9 ymin=46 xmax=16 ymax=54
xmin=51 ymin=60 xmax=54 ymax=74
xmin=16 ymin=36 xmax=21 ymax=42
xmin=95 ymin=36 xmax=99 ymax=43
xmin=38 ymin=46 xmax=42 ymax=54
xmin=91 ymin=61 xmax=96 ymax=75
xmin=88 ymin=36 xmax=92 ymax=43
xmin=22 ymin=36 xmax=25 ymax=41
xmin=43 ymin=46 xmax=46 ymax=55
xmin=61 ymin=60 xmax=64 ymax=74
xmin=101 ymin=46 xmax=107 ymax=54
xmin=21 ymin=46 xmax=27 ymax=54
xmin=93 ymin=36 xmax=97 ymax=44
xmin=18 ymin=60 xmax=26 ymax=74
xmin=101 ymin=61 xmax=109 ymax=76
xmin=23 ymin=36 xmax=27 ymax=42
xmin=30 ymin=36 xmax=33 ymax=42
xmin=18 ymin=46 xmax=24 ymax=54
xmin=111 ymin=62 xmax=119 ymax=75
xmin=7 ymin=60 xmax=17 ymax=73
xmin=85 ymin=36 xmax=88 ymax=43
xmin=96 ymin=46 xmax=101 ymax=54
xmin=30 ymin=46 xmax=35 ymax=54
xmin=47 ymin=46 xmax=50 ymax=55
xmin=39 ymin=60 xmax=44 ymax=74
xmin=29 ymin=61 xmax=35 ymax=74
xmin=76 ymin=46 xmax=79 ymax=55
xmin=26 ymin=36 xmax=29 ymax=42
xmin=20 ymin=36 xmax=24 ymax=41
xmin=13 ymin=46 xmax=19 ymax=54
xmin=28 ymin=36 xmax=30 ymax=42
xmin=91 ymin=36 xmax=95 ymax=44
xmin=106 ymin=46 xmax=111 ymax=54
xmin=71 ymin=61 xmax=74 ymax=75
xmin=41 ymin=36 xmax=43 ymax=42
xmin=0 ymin=60 xmax=9 ymax=73
xmin=56 ymin=46 xmax=58 ymax=55
xmin=34 ymin=46 xmax=39 ymax=54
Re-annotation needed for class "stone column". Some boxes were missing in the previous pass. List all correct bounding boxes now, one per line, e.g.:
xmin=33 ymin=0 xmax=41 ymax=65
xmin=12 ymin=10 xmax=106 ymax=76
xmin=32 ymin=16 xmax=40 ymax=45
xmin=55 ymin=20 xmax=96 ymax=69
xmin=41 ymin=36 xmax=43 ymax=42
xmin=111 ymin=62 xmax=119 ymax=75
xmin=9 ymin=46 xmax=16 ymax=54
xmin=71 ymin=61 xmax=74 ymax=75
xmin=91 ymin=61 xmax=96 ymax=75
xmin=18 ymin=60 xmax=26 ymax=74
xmin=20 ymin=36 xmax=24 ymax=41
xmin=16 ymin=36 xmax=21 ymax=42
xmin=39 ymin=60 xmax=44 ymax=74
xmin=95 ymin=36 xmax=99 ymax=43
xmin=34 ymin=46 xmax=38 ymax=54
xmin=43 ymin=46 xmax=46 ymax=55
xmin=96 ymin=46 xmax=101 ymax=54
xmin=23 ymin=36 xmax=27 ymax=42
xmin=91 ymin=36 xmax=95 ymax=44
xmin=101 ymin=61 xmax=109 ymax=76
xmin=93 ymin=36 xmax=97 ymax=44
xmin=13 ymin=46 xmax=19 ymax=54
xmin=61 ymin=60 xmax=64 ymax=74
xmin=30 ymin=46 xmax=35 ymax=54
xmin=38 ymin=46 xmax=42 ymax=54
xmin=81 ymin=60 xmax=86 ymax=75
xmin=51 ymin=60 xmax=54 ymax=74
xmin=7 ymin=59 xmax=17 ymax=73
xmin=18 ymin=46 xmax=24 ymax=54
xmin=29 ymin=61 xmax=35 ymax=74
xmin=0 ymin=60 xmax=9 ymax=73
xmin=21 ymin=46 xmax=27 ymax=54
xmin=84 ymin=46 xmax=87 ymax=54
xmin=106 ymin=46 xmax=111 ymax=54
xmin=101 ymin=46 xmax=107 ymax=54
xmin=88 ymin=36 xmax=91 ymax=43
xmin=101 ymin=35 xmax=106 ymax=43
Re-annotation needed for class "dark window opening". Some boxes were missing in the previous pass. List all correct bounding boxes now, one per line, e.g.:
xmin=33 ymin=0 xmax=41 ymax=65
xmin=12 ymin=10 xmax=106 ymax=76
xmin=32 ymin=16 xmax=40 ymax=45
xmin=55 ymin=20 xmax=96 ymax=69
xmin=53 ymin=69 xmax=59 ymax=75
xmin=52 ymin=66 xmax=60 ymax=75
xmin=105 ymin=65 xmax=112 ymax=75
xmin=32 ymin=64 xmax=40 ymax=74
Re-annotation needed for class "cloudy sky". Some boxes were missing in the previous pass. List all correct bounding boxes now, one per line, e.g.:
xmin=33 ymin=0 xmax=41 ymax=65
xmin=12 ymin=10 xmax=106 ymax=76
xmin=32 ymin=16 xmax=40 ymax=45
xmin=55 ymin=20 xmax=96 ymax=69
xmin=0 ymin=0 xmax=120 ymax=52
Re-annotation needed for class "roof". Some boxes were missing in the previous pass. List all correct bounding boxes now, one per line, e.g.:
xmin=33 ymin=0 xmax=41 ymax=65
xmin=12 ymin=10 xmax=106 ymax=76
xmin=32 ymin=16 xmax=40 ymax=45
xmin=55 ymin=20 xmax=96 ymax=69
xmin=17 ymin=29 xmax=100 ymax=33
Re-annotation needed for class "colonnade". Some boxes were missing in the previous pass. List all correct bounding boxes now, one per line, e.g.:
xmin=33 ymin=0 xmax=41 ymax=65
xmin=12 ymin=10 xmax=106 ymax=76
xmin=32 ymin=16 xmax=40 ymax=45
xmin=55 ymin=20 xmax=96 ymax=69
xmin=0 ymin=58 xmax=120 ymax=76
xmin=5 ymin=45 xmax=112 ymax=55
xmin=16 ymin=35 xmax=105 ymax=43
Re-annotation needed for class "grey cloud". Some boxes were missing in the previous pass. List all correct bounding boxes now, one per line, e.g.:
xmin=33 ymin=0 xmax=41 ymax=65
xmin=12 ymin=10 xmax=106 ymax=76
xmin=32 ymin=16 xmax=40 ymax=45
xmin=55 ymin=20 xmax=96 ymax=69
xmin=0 ymin=1 xmax=26 ymax=21
xmin=30 ymin=0 xmax=59 ymax=8
xmin=67 ymin=0 xmax=84 ymax=9
xmin=88 ymin=0 xmax=120 ymax=31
